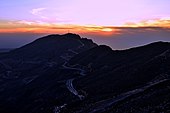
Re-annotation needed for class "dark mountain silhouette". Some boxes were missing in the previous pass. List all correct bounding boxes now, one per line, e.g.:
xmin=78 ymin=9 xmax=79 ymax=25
xmin=68 ymin=41 xmax=170 ymax=112
xmin=0 ymin=49 xmax=13 ymax=53
xmin=0 ymin=34 xmax=169 ymax=113
xmin=5 ymin=33 xmax=96 ymax=61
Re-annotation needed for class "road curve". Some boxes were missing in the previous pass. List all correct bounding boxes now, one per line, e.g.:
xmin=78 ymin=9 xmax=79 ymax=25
xmin=60 ymin=40 xmax=86 ymax=100
xmin=62 ymin=62 xmax=86 ymax=76
xmin=66 ymin=79 xmax=84 ymax=100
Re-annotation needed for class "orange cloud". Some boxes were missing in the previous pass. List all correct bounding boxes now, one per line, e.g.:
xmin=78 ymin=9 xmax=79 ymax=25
xmin=0 ymin=20 xmax=121 ymax=36
xmin=124 ymin=18 xmax=170 ymax=28
xmin=0 ymin=17 xmax=170 ymax=36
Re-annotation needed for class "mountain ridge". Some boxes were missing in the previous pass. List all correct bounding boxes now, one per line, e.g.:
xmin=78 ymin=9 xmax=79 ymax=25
xmin=0 ymin=33 xmax=170 ymax=113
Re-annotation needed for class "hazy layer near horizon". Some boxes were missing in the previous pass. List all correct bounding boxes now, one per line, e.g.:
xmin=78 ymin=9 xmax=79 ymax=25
xmin=0 ymin=27 xmax=170 ymax=50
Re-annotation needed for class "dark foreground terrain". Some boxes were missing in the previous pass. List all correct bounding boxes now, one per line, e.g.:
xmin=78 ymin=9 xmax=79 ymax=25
xmin=0 ymin=33 xmax=169 ymax=113
xmin=0 ymin=49 xmax=13 ymax=53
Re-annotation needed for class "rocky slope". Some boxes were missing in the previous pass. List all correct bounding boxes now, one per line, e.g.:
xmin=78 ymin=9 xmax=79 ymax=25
xmin=0 ymin=34 xmax=170 ymax=113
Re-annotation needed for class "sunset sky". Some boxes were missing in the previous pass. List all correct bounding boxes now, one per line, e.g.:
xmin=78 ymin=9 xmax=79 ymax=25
xmin=0 ymin=0 xmax=170 ymax=49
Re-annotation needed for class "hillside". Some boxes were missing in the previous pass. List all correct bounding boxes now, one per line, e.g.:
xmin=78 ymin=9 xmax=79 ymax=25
xmin=0 ymin=34 xmax=169 ymax=113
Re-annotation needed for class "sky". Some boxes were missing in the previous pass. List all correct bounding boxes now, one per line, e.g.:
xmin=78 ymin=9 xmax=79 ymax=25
xmin=0 ymin=0 xmax=170 ymax=49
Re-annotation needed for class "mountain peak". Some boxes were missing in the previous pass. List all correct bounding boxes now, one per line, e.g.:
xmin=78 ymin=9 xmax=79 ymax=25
xmin=8 ymin=33 xmax=97 ymax=61
xmin=143 ymin=41 xmax=170 ymax=47
xmin=97 ymin=45 xmax=112 ymax=51
xmin=36 ymin=33 xmax=81 ymax=42
xmin=46 ymin=33 xmax=80 ymax=38
xmin=148 ymin=41 xmax=170 ymax=46
xmin=63 ymin=33 xmax=81 ymax=38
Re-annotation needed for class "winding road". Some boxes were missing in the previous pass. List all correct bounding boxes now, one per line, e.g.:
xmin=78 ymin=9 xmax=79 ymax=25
xmin=66 ymin=79 xmax=84 ymax=100
xmin=89 ymin=79 xmax=169 ymax=113
xmin=60 ymin=39 xmax=86 ymax=100
xmin=62 ymin=62 xmax=86 ymax=76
